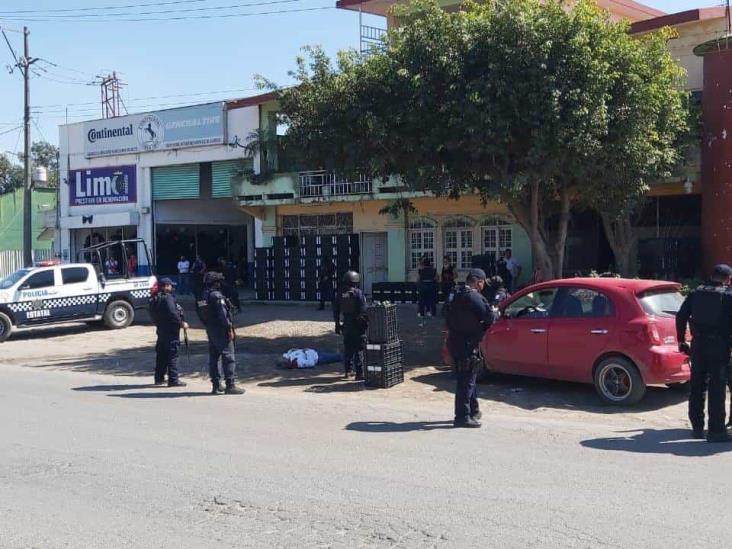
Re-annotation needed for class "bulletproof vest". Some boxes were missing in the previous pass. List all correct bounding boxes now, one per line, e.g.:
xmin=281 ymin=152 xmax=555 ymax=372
xmin=148 ymin=294 xmax=163 ymax=325
xmin=690 ymin=285 xmax=729 ymax=335
xmin=446 ymin=287 xmax=484 ymax=337
xmin=339 ymin=288 xmax=359 ymax=315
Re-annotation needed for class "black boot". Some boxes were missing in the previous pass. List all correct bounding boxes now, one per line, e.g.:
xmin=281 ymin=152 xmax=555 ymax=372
xmin=211 ymin=381 xmax=225 ymax=395
xmin=225 ymin=381 xmax=245 ymax=395
xmin=168 ymin=380 xmax=187 ymax=388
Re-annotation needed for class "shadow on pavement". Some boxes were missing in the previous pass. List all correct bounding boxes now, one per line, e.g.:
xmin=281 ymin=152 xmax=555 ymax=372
xmin=108 ymin=391 xmax=212 ymax=399
xmin=73 ymin=384 xmax=158 ymax=392
xmin=411 ymin=371 xmax=689 ymax=414
xmin=346 ymin=421 xmax=454 ymax=432
xmin=580 ymin=428 xmax=732 ymax=457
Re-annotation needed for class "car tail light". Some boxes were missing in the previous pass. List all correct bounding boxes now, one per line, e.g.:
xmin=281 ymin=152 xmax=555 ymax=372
xmin=646 ymin=322 xmax=663 ymax=345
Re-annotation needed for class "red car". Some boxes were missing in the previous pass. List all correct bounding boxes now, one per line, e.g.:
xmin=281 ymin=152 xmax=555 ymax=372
xmin=448 ymin=278 xmax=691 ymax=406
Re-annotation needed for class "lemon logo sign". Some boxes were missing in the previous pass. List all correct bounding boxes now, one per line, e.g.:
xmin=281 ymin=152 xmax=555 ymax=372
xmin=137 ymin=114 xmax=164 ymax=150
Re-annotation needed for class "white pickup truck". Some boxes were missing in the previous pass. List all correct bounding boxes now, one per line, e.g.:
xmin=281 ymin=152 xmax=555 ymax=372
xmin=0 ymin=239 xmax=157 ymax=342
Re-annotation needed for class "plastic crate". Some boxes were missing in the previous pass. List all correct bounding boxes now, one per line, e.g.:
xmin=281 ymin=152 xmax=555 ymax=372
xmin=367 ymin=304 xmax=399 ymax=343
xmin=367 ymin=340 xmax=403 ymax=366
xmin=365 ymin=362 xmax=404 ymax=388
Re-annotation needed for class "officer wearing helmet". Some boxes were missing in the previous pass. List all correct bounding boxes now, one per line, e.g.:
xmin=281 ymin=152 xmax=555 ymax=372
xmin=445 ymin=269 xmax=495 ymax=428
xmin=149 ymin=277 xmax=188 ymax=387
xmin=677 ymin=263 xmax=732 ymax=442
xmin=202 ymin=271 xmax=244 ymax=395
xmin=334 ymin=270 xmax=368 ymax=380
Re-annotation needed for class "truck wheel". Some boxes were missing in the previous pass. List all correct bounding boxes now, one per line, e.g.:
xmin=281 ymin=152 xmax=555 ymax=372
xmin=104 ymin=300 xmax=134 ymax=329
xmin=593 ymin=357 xmax=645 ymax=406
xmin=0 ymin=312 xmax=13 ymax=342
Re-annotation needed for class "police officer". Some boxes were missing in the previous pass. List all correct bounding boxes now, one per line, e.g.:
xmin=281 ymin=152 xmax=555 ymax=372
xmin=150 ymin=277 xmax=188 ymax=387
xmin=203 ymin=272 xmax=244 ymax=395
xmin=676 ymin=264 xmax=732 ymax=442
xmin=334 ymin=270 xmax=368 ymax=380
xmin=445 ymin=269 xmax=495 ymax=428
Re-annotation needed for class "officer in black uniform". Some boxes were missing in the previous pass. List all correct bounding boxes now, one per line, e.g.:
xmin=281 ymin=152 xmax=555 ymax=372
xmin=445 ymin=269 xmax=495 ymax=428
xmin=150 ymin=277 xmax=188 ymax=387
xmin=676 ymin=263 xmax=732 ymax=442
xmin=203 ymin=272 xmax=244 ymax=395
xmin=334 ymin=270 xmax=368 ymax=380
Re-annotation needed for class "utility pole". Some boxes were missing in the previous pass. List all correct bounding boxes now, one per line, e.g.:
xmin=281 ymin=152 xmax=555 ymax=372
xmin=22 ymin=26 xmax=32 ymax=267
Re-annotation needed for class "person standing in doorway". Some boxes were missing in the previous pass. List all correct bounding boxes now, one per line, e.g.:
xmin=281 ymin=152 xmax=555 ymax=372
xmin=191 ymin=255 xmax=206 ymax=300
xmin=318 ymin=260 xmax=335 ymax=311
xmin=441 ymin=255 xmax=457 ymax=303
xmin=503 ymin=249 xmax=522 ymax=291
xmin=418 ymin=257 xmax=438 ymax=317
xmin=177 ymin=255 xmax=191 ymax=295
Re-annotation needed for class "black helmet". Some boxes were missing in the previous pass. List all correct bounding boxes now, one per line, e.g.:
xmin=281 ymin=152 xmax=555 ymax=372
xmin=342 ymin=270 xmax=360 ymax=286
xmin=204 ymin=271 xmax=225 ymax=286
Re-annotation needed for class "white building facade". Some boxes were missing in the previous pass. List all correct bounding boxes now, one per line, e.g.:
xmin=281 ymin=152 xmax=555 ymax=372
xmin=58 ymin=98 xmax=265 ymax=282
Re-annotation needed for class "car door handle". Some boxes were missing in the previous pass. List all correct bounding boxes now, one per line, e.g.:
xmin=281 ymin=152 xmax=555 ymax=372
xmin=82 ymin=287 xmax=93 ymax=291
xmin=590 ymin=329 xmax=608 ymax=335
xmin=530 ymin=328 xmax=546 ymax=334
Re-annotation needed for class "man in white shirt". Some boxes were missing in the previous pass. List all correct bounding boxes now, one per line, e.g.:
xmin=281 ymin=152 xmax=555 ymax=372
xmin=177 ymin=255 xmax=191 ymax=295
xmin=504 ymin=249 xmax=522 ymax=291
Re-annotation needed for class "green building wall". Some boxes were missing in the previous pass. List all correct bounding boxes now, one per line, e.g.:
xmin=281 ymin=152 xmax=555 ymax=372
xmin=0 ymin=188 xmax=57 ymax=251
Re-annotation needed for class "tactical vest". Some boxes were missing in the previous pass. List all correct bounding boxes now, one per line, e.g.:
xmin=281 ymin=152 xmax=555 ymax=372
xmin=339 ymin=288 xmax=359 ymax=315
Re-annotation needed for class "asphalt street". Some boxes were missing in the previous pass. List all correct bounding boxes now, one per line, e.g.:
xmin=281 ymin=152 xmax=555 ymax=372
xmin=1 ymin=363 xmax=731 ymax=548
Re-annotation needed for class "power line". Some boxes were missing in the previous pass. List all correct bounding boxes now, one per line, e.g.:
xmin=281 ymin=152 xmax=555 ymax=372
xmin=33 ymin=87 xmax=260 ymax=110
xmin=0 ymin=124 xmax=22 ymax=136
xmin=0 ymin=0 xmax=300 ymax=19
xmin=1 ymin=27 xmax=19 ymax=66
xmin=0 ymin=0 xmax=209 ymax=15
xmin=0 ymin=5 xmax=334 ymax=23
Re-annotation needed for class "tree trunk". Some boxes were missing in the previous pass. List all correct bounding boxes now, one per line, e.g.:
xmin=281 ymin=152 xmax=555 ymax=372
xmin=601 ymin=212 xmax=639 ymax=277
xmin=550 ymin=185 xmax=571 ymax=279
xmin=509 ymin=182 xmax=554 ymax=281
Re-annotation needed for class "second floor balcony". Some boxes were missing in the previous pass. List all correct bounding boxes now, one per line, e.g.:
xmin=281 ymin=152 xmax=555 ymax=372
xmin=299 ymin=171 xmax=373 ymax=198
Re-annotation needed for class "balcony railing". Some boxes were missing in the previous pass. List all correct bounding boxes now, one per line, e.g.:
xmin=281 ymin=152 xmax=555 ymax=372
xmin=299 ymin=171 xmax=373 ymax=198
xmin=361 ymin=24 xmax=387 ymax=56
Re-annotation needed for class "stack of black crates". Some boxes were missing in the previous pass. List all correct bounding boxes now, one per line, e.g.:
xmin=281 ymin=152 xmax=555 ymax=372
xmin=365 ymin=303 xmax=404 ymax=388
xmin=255 ymin=234 xmax=360 ymax=301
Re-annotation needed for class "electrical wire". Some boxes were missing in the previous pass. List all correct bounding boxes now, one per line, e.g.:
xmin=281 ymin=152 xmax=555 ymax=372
xmin=0 ymin=5 xmax=334 ymax=23
xmin=0 ymin=125 xmax=23 ymax=136
xmin=0 ymin=0 xmax=209 ymax=15
xmin=0 ymin=0 xmax=301 ymax=19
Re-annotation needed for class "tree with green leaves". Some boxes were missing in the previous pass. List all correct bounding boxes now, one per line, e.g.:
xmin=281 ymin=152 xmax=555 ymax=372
xmin=270 ymin=0 xmax=689 ymax=278
xmin=31 ymin=141 xmax=59 ymax=186
xmin=0 ymin=153 xmax=23 ymax=195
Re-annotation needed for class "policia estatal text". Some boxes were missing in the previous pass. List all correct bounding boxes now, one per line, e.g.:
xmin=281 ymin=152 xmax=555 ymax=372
xmin=445 ymin=269 xmax=495 ymax=428
xmin=677 ymin=264 xmax=732 ymax=442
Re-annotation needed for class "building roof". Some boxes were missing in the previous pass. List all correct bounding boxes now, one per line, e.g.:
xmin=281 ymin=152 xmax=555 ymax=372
xmin=225 ymin=91 xmax=279 ymax=110
xmin=630 ymin=7 xmax=728 ymax=34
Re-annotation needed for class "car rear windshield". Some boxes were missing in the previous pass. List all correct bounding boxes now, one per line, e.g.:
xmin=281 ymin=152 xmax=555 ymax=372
xmin=638 ymin=289 xmax=684 ymax=318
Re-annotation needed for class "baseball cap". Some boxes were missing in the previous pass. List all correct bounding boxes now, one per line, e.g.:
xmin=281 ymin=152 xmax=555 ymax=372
xmin=713 ymin=264 xmax=732 ymax=277
xmin=159 ymin=277 xmax=176 ymax=286
xmin=467 ymin=268 xmax=487 ymax=281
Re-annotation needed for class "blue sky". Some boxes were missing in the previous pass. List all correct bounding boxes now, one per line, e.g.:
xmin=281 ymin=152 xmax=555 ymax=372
xmin=0 ymin=0 xmax=725 ymax=159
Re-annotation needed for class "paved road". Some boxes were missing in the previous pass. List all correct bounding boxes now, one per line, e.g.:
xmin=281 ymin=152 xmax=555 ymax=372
xmin=1 ymin=364 xmax=731 ymax=548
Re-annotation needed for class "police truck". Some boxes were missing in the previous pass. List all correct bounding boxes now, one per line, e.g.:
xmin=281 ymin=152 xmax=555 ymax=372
xmin=0 ymin=239 xmax=157 ymax=342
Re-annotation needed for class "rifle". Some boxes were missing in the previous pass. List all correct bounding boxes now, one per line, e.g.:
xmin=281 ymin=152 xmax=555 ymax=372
xmin=177 ymin=303 xmax=192 ymax=372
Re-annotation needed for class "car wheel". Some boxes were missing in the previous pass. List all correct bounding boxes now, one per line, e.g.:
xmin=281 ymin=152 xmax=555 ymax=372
xmin=593 ymin=357 xmax=645 ymax=406
xmin=104 ymin=300 xmax=134 ymax=329
xmin=0 ymin=312 xmax=13 ymax=342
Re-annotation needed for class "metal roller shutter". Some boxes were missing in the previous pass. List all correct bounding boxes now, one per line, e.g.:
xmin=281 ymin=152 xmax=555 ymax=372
xmin=212 ymin=159 xmax=250 ymax=198
xmin=152 ymin=164 xmax=200 ymax=200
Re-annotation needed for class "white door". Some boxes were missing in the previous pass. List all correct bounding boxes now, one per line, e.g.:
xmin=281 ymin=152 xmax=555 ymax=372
xmin=361 ymin=232 xmax=388 ymax=294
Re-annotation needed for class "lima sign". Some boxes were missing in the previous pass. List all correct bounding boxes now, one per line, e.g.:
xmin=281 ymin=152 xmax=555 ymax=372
xmin=83 ymin=102 xmax=225 ymax=158
xmin=69 ymin=165 xmax=136 ymax=206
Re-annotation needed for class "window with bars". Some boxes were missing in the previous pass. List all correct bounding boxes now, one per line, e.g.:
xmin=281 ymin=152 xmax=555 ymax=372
xmin=444 ymin=217 xmax=475 ymax=269
xmin=409 ymin=218 xmax=436 ymax=269
xmin=482 ymin=217 xmax=513 ymax=261
xmin=281 ymin=213 xmax=353 ymax=236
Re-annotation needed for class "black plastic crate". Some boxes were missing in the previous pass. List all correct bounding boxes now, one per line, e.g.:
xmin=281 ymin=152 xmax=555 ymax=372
xmin=367 ymin=304 xmax=399 ymax=343
xmin=365 ymin=362 xmax=404 ymax=388
xmin=367 ymin=340 xmax=403 ymax=367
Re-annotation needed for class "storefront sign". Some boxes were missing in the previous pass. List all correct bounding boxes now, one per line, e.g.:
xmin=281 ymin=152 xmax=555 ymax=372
xmin=70 ymin=165 xmax=137 ymax=206
xmin=83 ymin=102 xmax=225 ymax=158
